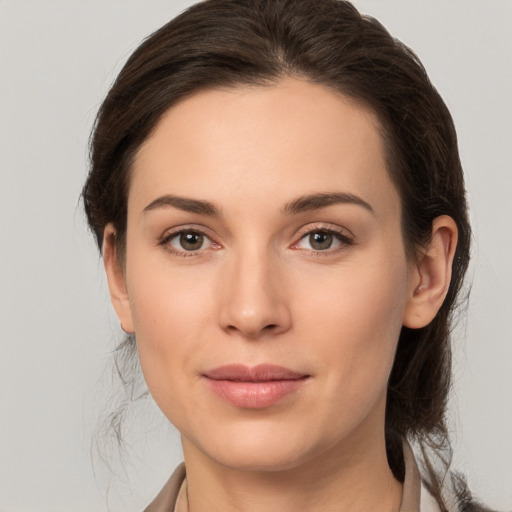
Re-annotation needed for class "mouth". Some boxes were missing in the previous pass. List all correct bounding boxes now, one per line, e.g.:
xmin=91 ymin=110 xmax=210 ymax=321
xmin=202 ymin=364 xmax=311 ymax=408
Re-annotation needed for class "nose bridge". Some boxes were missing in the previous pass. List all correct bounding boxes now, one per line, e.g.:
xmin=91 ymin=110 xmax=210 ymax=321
xmin=218 ymin=239 xmax=290 ymax=338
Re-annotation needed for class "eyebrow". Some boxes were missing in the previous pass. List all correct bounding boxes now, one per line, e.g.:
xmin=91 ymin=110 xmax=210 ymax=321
xmin=143 ymin=195 xmax=221 ymax=217
xmin=142 ymin=191 xmax=374 ymax=217
xmin=282 ymin=192 xmax=374 ymax=216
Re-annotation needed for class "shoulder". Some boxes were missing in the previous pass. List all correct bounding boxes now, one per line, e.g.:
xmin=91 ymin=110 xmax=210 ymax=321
xmin=421 ymin=468 xmax=498 ymax=512
xmin=143 ymin=463 xmax=186 ymax=512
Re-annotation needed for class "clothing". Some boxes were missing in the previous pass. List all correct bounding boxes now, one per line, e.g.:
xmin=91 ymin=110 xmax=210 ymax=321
xmin=143 ymin=442 xmax=440 ymax=512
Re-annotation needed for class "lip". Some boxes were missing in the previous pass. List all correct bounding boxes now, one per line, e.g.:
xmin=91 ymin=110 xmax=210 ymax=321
xmin=203 ymin=364 xmax=310 ymax=408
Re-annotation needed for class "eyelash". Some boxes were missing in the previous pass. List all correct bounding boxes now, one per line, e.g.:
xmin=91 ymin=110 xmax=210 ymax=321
xmin=159 ymin=227 xmax=219 ymax=258
xmin=159 ymin=225 xmax=355 ymax=257
xmin=291 ymin=225 xmax=355 ymax=256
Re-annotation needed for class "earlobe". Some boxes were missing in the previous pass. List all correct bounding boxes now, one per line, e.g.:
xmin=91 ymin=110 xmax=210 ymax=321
xmin=403 ymin=215 xmax=458 ymax=329
xmin=102 ymin=224 xmax=135 ymax=334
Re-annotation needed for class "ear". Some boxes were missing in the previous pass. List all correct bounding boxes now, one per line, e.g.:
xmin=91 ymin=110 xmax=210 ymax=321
xmin=403 ymin=215 xmax=458 ymax=329
xmin=102 ymin=224 xmax=135 ymax=333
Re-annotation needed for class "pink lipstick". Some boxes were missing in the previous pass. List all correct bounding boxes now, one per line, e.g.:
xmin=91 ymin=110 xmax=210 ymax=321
xmin=203 ymin=364 xmax=309 ymax=408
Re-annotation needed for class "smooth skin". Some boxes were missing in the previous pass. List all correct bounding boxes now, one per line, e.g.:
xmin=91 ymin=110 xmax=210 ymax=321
xmin=103 ymin=78 xmax=457 ymax=512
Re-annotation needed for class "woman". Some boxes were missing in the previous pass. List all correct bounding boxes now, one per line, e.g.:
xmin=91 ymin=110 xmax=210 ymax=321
xmin=82 ymin=1 xmax=493 ymax=510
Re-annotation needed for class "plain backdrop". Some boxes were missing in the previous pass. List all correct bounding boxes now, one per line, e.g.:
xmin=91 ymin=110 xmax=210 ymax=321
xmin=0 ymin=1 xmax=511 ymax=511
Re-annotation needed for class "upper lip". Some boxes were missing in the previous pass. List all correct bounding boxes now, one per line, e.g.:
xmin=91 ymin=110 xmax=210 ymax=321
xmin=203 ymin=364 xmax=309 ymax=382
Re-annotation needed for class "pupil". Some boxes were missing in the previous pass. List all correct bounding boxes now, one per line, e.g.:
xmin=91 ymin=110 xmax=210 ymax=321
xmin=180 ymin=232 xmax=203 ymax=250
xmin=310 ymin=231 xmax=332 ymax=250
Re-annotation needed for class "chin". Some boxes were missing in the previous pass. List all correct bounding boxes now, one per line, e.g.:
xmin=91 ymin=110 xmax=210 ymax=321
xmin=212 ymin=443 xmax=313 ymax=473
xmin=184 ymin=418 xmax=335 ymax=473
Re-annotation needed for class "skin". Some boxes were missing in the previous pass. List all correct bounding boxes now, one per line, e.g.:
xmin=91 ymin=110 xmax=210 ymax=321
xmin=103 ymin=78 xmax=457 ymax=512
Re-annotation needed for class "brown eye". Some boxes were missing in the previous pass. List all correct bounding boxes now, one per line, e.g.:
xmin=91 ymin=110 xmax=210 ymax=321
xmin=308 ymin=231 xmax=333 ymax=250
xmin=166 ymin=230 xmax=211 ymax=253
xmin=294 ymin=228 xmax=353 ymax=254
xmin=179 ymin=232 xmax=204 ymax=250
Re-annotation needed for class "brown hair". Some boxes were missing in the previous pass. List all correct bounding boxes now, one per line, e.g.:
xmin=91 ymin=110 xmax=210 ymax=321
xmin=83 ymin=0 xmax=480 ymax=509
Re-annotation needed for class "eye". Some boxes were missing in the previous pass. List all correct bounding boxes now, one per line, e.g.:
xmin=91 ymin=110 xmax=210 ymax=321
xmin=293 ymin=228 xmax=353 ymax=252
xmin=165 ymin=230 xmax=214 ymax=253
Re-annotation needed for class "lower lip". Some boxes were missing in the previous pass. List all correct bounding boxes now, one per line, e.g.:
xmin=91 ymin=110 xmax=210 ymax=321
xmin=205 ymin=377 xmax=308 ymax=408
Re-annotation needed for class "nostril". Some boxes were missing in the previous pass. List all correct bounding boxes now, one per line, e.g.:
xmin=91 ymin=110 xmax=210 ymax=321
xmin=225 ymin=323 xmax=279 ymax=337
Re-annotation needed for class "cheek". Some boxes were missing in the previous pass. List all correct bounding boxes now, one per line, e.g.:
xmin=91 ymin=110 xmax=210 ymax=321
xmin=125 ymin=256 xmax=216 ymax=404
xmin=297 ymin=249 xmax=408 ymax=334
xmin=293 ymin=249 xmax=410 ymax=402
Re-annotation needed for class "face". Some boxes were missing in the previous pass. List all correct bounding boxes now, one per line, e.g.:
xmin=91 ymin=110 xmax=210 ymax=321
xmin=107 ymin=78 xmax=421 ymax=472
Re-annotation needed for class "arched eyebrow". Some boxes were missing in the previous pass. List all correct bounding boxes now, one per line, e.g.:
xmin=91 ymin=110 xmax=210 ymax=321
xmin=281 ymin=192 xmax=374 ymax=216
xmin=143 ymin=195 xmax=221 ymax=216
xmin=142 ymin=192 xmax=373 ymax=217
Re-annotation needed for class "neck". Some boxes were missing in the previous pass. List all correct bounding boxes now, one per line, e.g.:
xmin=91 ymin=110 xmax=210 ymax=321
xmin=180 ymin=423 xmax=402 ymax=512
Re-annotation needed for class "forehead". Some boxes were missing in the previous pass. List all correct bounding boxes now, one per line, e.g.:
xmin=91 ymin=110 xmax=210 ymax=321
xmin=130 ymin=78 xmax=398 ymax=217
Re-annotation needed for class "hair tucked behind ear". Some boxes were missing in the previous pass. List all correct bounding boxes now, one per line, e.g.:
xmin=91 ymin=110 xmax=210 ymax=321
xmin=83 ymin=1 xmax=488 ymax=509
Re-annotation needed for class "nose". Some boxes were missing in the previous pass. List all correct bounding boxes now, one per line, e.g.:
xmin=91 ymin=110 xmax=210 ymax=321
xmin=218 ymin=245 xmax=292 ymax=340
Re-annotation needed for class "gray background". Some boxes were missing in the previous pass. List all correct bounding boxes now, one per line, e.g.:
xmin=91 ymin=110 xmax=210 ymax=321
xmin=0 ymin=1 xmax=510 ymax=510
